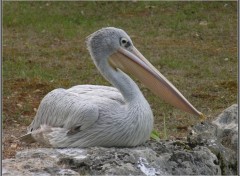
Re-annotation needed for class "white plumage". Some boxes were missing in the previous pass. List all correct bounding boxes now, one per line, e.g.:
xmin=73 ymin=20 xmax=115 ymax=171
xmin=28 ymin=84 xmax=153 ymax=147
xmin=21 ymin=27 xmax=203 ymax=147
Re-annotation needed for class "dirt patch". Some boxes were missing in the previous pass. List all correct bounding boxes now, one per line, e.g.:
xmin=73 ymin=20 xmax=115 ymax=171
xmin=3 ymin=78 xmax=52 ymax=159
xmin=3 ymin=78 xmax=54 ymax=125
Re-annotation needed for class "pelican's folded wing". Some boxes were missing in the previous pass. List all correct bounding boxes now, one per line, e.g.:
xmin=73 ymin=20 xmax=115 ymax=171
xmin=27 ymin=88 xmax=100 ymax=132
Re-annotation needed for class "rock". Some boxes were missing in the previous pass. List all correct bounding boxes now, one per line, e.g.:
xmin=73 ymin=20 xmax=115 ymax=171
xmin=2 ymin=142 xmax=220 ymax=176
xmin=187 ymin=104 xmax=238 ymax=175
xmin=3 ymin=105 xmax=238 ymax=175
xmin=212 ymin=104 xmax=238 ymax=151
xmin=199 ymin=20 xmax=208 ymax=26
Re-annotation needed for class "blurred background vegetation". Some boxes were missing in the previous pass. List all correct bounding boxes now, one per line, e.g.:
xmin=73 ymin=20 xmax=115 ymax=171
xmin=3 ymin=1 xmax=237 ymax=139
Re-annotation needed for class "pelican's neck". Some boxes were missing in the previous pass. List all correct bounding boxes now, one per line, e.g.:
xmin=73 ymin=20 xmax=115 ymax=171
xmin=97 ymin=61 xmax=147 ymax=103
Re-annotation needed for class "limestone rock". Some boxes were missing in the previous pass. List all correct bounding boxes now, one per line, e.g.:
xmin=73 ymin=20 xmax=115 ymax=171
xmin=187 ymin=104 xmax=238 ymax=175
xmin=3 ymin=142 xmax=220 ymax=176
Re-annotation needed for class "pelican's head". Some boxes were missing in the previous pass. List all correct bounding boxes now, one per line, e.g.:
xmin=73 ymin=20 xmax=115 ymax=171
xmin=87 ymin=27 xmax=205 ymax=119
xmin=87 ymin=27 xmax=133 ymax=65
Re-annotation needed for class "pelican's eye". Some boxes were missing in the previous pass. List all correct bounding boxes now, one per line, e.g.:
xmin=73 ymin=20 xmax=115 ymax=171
xmin=120 ymin=37 xmax=131 ymax=48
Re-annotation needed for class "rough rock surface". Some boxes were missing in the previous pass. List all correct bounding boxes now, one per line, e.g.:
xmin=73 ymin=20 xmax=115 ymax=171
xmin=187 ymin=104 xmax=238 ymax=175
xmin=3 ymin=104 xmax=238 ymax=176
xmin=2 ymin=142 xmax=220 ymax=176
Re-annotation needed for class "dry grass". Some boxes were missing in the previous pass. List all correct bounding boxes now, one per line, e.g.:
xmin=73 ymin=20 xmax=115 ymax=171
xmin=3 ymin=1 xmax=237 ymax=158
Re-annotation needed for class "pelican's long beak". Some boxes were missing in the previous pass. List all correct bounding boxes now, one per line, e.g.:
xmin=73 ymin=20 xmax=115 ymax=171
xmin=109 ymin=46 xmax=205 ymax=119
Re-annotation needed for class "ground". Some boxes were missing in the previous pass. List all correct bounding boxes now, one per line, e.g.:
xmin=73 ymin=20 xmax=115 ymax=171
xmin=2 ymin=2 xmax=237 ymax=159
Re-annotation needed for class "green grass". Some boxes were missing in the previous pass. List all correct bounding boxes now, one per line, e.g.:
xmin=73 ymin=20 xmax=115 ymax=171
xmin=3 ymin=1 xmax=237 ymax=139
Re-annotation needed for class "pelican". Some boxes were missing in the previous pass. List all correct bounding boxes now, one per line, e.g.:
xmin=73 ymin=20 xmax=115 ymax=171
xmin=20 ymin=27 xmax=204 ymax=147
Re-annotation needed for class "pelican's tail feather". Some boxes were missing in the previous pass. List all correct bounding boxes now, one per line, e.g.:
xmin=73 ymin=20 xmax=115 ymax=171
xmin=20 ymin=125 xmax=70 ymax=147
xmin=19 ymin=133 xmax=36 ymax=144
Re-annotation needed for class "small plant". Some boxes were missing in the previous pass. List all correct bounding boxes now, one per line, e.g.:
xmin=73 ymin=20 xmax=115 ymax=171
xmin=150 ymin=129 xmax=160 ymax=142
xmin=151 ymin=113 xmax=168 ymax=141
